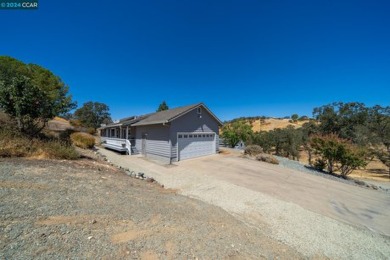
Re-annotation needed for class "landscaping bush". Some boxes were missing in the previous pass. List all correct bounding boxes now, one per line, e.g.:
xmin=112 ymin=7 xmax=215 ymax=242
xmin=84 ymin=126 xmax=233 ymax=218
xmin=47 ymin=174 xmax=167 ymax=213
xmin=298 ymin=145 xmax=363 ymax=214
xmin=70 ymin=132 xmax=95 ymax=149
xmin=244 ymin=145 xmax=263 ymax=156
xmin=256 ymin=154 xmax=279 ymax=165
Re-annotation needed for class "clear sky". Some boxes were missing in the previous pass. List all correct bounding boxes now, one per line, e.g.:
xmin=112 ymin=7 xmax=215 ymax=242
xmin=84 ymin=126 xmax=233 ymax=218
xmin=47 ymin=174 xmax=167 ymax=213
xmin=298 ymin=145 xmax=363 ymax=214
xmin=1 ymin=0 xmax=389 ymax=121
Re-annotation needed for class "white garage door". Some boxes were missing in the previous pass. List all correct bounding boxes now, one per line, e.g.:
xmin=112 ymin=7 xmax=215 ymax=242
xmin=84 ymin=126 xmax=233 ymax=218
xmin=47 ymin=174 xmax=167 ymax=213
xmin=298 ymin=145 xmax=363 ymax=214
xmin=178 ymin=133 xmax=215 ymax=161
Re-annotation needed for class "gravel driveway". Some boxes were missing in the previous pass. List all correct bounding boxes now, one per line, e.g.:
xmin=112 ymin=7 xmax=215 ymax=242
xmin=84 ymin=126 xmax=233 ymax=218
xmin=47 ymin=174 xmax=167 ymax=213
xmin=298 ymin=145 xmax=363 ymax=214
xmin=0 ymin=158 xmax=301 ymax=259
xmin=97 ymin=147 xmax=390 ymax=259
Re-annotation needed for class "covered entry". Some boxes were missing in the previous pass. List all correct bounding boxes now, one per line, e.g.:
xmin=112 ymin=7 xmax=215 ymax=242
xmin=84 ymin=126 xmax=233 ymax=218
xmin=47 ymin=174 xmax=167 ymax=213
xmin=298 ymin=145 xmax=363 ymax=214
xmin=177 ymin=132 xmax=216 ymax=161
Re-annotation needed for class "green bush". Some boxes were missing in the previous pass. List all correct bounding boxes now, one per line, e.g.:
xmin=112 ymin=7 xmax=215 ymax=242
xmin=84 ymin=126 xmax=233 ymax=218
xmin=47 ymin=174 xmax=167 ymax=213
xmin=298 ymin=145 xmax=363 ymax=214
xmin=256 ymin=154 xmax=279 ymax=165
xmin=310 ymin=134 xmax=368 ymax=176
xmin=244 ymin=145 xmax=263 ymax=156
xmin=70 ymin=132 xmax=95 ymax=149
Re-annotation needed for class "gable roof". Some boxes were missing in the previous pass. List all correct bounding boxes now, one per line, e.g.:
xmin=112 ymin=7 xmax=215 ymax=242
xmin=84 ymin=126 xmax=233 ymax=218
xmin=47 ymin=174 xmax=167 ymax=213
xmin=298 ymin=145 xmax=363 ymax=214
xmin=132 ymin=103 xmax=223 ymax=126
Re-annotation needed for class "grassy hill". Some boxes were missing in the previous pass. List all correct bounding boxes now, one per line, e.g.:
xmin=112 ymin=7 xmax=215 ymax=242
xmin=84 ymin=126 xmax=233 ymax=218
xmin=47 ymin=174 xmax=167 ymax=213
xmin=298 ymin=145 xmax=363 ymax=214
xmin=46 ymin=116 xmax=73 ymax=132
xmin=249 ymin=118 xmax=309 ymax=132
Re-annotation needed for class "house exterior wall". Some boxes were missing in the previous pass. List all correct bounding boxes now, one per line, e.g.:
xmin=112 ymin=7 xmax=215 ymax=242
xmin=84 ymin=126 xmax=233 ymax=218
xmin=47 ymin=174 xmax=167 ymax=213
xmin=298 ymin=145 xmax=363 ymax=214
xmin=169 ymin=107 xmax=220 ymax=161
xmin=135 ymin=124 xmax=171 ymax=164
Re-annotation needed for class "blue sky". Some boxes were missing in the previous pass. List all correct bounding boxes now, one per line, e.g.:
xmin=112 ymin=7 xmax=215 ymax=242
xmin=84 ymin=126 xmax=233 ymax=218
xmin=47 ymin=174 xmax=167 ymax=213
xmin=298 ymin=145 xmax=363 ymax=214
xmin=1 ymin=0 xmax=389 ymax=121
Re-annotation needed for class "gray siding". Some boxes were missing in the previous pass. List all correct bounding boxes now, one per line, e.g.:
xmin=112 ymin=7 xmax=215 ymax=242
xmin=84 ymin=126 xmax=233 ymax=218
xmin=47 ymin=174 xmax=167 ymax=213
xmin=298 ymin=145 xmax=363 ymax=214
xmin=135 ymin=125 xmax=171 ymax=163
xmin=169 ymin=108 xmax=219 ymax=161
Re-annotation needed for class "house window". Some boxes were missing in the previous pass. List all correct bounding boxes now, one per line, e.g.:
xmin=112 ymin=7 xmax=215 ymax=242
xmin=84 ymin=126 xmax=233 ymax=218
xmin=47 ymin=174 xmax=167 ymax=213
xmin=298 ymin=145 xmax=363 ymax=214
xmin=197 ymin=107 xmax=202 ymax=114
xmin=189 ymin=134 xmax=193 ymax=138
xmin=184 ymin=135 xmax=188 ymax=138
xmin=178 ymin=134 xmax=182 ymax=138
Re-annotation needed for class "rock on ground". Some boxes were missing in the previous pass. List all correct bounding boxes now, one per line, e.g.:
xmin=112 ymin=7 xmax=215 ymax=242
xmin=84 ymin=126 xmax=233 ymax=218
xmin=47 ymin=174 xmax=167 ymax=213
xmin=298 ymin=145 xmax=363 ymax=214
xmin=0 ymin=158 xmax=302 ymax=259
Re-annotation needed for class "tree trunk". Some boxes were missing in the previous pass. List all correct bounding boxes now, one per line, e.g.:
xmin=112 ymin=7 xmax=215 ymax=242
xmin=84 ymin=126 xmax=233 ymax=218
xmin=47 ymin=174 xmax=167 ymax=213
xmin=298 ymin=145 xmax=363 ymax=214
xmin=16 ymin=117 xmax=22 ymax=131
xmin=308 ymin=149 xmax=312 ymax=166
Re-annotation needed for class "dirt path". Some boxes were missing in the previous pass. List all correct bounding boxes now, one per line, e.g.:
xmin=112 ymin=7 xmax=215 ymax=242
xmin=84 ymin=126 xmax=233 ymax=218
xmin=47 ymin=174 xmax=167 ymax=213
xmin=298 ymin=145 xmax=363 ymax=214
xmin=97 ymin=147 xmax=390 ymax=259
xmin=0 ymin=158 xmax=301 ymax=259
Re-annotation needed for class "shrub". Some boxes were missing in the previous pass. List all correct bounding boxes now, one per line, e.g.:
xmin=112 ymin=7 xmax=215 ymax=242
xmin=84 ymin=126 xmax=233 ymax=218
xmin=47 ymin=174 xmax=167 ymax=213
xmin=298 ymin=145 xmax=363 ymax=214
xmin=0 ymin=129 xmax=79 ymax=159
xmin=37 ymin=141 xmax=79 ymax=160
xmin=70 ymin=132 xmax=95 ymax=149
xmin=310 ymin=134 xmax=368 ymax=176
xmin=0 ymin=131 xmax=31 ymax=157
xmin=87 ymin=127 xmax=96 ymax=135
xmin=314 ymin=158 xmax=326 ymax=171
xmin=244 ymin=145 xmax=263 ymax=156
xmin=58 ymin=129 xmax=75 ymax=144
xmin=256 ymin=154 xmax=279 ymax=165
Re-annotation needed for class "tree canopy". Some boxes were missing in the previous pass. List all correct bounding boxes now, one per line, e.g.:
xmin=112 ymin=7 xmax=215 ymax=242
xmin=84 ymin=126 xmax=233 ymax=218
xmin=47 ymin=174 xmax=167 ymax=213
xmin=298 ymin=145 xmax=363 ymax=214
xmin=221 ymin=120 xmax=253 ymax=148
xmin=0 ymin=56 xmax=76 ymax=135
xmin=230 ymin=101 xmax=390 ymax=176
xmin=157 ymin=101 xmax=169 ymax=112
xmin=74 ymin=101 xmax=112 ymax=129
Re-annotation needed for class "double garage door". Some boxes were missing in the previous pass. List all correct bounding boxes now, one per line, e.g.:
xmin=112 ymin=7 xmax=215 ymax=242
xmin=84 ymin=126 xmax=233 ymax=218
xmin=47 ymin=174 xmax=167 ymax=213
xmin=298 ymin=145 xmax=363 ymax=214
xmin=178 ymin=132 xmax=216 ymax=161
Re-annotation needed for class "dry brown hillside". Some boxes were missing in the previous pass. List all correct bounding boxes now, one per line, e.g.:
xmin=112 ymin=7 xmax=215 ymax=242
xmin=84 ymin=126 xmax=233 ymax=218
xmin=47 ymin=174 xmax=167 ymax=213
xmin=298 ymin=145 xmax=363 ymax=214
xmin=0 ymin=112 xmax=73 ymax=132
xmin=250 ymin=118 xmax=309 ymax=132
xmin=46 ymin=117 xmax=73 ymax=131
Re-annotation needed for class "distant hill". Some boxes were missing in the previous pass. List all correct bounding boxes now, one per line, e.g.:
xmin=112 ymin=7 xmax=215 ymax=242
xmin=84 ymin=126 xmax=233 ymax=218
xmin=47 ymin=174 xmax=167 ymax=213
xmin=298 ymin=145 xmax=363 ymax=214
xmin=225 ymin=117 xmax=310 ymax=132
xmin=250 ymin=118 xmax=309 ymax=132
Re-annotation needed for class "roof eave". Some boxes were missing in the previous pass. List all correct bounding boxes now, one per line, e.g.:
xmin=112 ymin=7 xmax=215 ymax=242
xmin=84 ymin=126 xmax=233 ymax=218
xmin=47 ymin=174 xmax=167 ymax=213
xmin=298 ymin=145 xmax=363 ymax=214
xmin=168 ymin=103 xmax=223 ymax=126
xmin=132 ymin=120 xmax=169 ymax=127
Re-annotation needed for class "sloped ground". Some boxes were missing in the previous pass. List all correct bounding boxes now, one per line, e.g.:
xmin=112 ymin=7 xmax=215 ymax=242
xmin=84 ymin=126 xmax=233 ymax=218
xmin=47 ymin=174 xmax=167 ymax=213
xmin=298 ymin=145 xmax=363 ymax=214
xmin=97 ymin=147 xmax=390 ymax=259
xmin=0 ymin=158 xmax=302 ymax=259
xmin=250 ymin=118 xmax=308 ymax=132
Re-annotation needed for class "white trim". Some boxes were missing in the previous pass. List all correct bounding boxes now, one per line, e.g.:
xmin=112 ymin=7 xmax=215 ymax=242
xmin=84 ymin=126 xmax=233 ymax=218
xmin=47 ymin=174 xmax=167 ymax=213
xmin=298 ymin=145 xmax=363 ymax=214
xmin=176 ymin=131 xmax=216 ymax=161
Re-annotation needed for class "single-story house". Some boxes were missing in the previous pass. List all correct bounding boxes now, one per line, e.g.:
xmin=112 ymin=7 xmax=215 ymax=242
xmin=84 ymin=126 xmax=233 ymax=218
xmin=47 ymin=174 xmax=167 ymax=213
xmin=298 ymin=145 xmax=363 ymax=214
xmin=99 ymin=103 xmax=223 ymax=163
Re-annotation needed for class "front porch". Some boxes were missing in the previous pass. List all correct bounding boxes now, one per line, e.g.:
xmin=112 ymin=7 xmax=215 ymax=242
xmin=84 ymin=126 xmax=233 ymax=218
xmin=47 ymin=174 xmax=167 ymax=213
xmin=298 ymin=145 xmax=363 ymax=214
xmin=100 ymin=137 xmax=138 ymax=155
xmin=99 ymin=124 xmax=138 ymax=155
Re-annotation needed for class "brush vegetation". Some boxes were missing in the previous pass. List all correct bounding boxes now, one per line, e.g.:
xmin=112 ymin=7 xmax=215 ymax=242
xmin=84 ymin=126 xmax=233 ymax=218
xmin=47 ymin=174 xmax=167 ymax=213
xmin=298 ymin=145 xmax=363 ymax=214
xmin=70 ymin=132 xmax=95 ymax=149
xmin=0 ymin=129 xmax=79 ymax=159
xmin=223 ymin=102 xmax=390 ymax=177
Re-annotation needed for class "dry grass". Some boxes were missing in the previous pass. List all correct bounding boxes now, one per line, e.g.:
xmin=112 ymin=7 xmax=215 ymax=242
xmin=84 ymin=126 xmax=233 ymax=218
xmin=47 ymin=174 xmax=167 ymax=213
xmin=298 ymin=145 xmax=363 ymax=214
xmin=251 ymin=118 xmax=309 ymax=132
xmin=52 ymin=116 xmax=69 ymax=123
xmin=46 ymin=117 xmax=74 ymax=132
xmin=298 ymin=150 xmax=390 ymax=182
xmin=244 ymin=145 xmax=263 ymax=156
xmin=256 ymin=154 xmax=279 ymax=165
xmin=70 ymin=132 xmax=96 ymax=149
xmin=0 ymin=129 xmax=79 ymax=160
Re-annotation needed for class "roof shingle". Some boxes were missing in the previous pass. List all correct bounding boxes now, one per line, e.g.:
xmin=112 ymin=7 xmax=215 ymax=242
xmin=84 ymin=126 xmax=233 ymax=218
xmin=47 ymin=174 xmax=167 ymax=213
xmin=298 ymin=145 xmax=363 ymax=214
xmin=132 ymin=103 xmax=201 ymax=126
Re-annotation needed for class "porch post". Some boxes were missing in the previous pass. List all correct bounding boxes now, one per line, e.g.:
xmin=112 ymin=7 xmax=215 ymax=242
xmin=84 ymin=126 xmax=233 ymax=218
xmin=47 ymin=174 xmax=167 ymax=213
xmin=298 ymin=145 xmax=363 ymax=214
xmin=126 ymin=126 xmax=129 ymax=139
xmin=119 ymin=126 xmax=122 ymax=139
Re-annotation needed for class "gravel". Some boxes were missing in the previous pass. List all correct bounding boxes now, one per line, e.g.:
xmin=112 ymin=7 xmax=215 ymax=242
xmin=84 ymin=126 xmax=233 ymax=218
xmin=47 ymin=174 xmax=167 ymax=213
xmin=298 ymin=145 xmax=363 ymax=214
xmin=275 ymin=156 xmax=390 ymax=193
xmin=0 ymin=158 xmax=302 ymax=259
xmin=96 ymin=148 xmax=390 ymax=259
